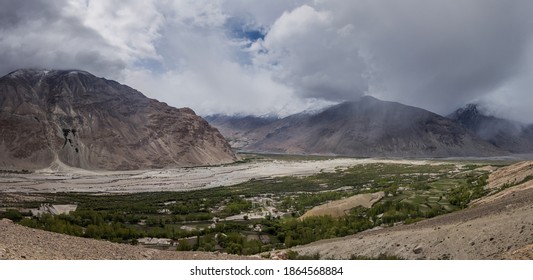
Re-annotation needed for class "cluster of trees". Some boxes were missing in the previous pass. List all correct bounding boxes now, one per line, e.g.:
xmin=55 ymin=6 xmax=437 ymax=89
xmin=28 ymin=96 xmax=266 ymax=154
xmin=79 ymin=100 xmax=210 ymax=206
xmin=279 ymin=191 xmax=349 ymax=213
xmin=220 ymin=197 xmax=253 ymax=216
xmin=447 ymin=174 xmax=488 ymax=208
xmin=17 ymin=209 xmax=205 ymax=240
xmin=18 ymin=211 xmax=143 ymax=242
xmin=0 ymin=209 xmax=25 ymax=222
xmin=261 ymin=199 xmax=444 ymax=249
xmin=8 ymin=163 xmax=491 ymax=255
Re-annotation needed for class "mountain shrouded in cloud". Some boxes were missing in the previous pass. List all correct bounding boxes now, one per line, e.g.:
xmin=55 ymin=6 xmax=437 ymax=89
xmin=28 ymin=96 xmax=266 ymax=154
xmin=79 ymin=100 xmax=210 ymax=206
xmin=206 ymin=96 xmax=506 ymax=157
xmin=448 ymin=104 xmax=533 ymax=153
xmin=1 ymin=0 xmax=533 ymax=122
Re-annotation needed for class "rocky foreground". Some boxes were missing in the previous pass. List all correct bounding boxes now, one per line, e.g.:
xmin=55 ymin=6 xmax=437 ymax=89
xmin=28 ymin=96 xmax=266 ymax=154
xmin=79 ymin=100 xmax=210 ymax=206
xmin=291 ymin=162 xmax=533 ymax=260
xmin=0 ymin=219 xmax=256 ymax=260
xmin=1 ymin=162 xmax=532 ymax=260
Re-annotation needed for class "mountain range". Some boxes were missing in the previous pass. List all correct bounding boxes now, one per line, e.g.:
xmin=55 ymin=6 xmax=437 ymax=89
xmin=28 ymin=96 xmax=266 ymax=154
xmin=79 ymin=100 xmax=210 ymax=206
xmin=207 ymin=96 xmax=532 ymax=157
xmin=0 ymin=69 xmax=236 ymax=170
xmin=2 ymin=68 xmax=528 ymax=171
xmin=448 ymin=104 xmax=533 ymax=153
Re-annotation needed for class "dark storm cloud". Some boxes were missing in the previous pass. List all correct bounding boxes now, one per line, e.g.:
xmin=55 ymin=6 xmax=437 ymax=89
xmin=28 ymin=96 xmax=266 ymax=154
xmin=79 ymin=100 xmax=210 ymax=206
xmin=0 ymin=0 xmax=126 ymax=78
xmin=344 ymin=0 xmax=533 ymax=115
xmin=2 ymin=0 xmax=533 ymax=121
xmin=0 ymin=0 xmax=59 ymax=26
xmin=253 ymin=0 xmax=533 ymax=118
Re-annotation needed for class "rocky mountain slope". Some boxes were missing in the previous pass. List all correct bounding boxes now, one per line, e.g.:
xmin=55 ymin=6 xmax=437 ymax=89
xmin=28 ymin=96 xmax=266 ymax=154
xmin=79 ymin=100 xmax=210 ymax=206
xmin=208 ymin=96 xmax=505 ymax=157
xmin=204 ymin=114 xmax=279 ymax=149
xmin=290 ymin=161 xmax=533 ymax=260
xmin=448 ymin=104 xmax=533 ymax=153
xmin=0 ymin=69 xmax=236 ymax=170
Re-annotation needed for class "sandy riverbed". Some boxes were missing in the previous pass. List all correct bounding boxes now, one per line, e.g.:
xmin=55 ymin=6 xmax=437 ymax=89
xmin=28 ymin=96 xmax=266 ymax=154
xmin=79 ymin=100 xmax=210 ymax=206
xmin=0 ymin=158 xmax=437 ymax=193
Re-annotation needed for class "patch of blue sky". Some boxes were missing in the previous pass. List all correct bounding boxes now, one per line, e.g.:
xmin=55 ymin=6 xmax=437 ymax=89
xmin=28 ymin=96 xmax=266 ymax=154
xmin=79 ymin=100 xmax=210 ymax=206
xmin=225 ymin=16 xmax=266 ymax=43
xmin=224 ymin=17 xmax=266 ymax=65
xmin=134 ymin=58 xmax=165 ymax=73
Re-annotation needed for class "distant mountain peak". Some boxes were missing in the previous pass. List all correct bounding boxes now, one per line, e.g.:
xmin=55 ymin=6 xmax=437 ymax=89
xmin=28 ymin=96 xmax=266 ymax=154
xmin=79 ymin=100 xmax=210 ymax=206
xmin=448 ymin=103 xmax=488 ymax=121
xmin=6 ymin=69 xmax=94 ymax=79
xmin=209 ymin=96 xmax=505 ymax=157
xmin=358 ymin=95 xmax=380 ymax=102
xmin=462 ymin=103 xmax=479 ymax=112
xmin=449 ymin=104 xmax=533 ymax=153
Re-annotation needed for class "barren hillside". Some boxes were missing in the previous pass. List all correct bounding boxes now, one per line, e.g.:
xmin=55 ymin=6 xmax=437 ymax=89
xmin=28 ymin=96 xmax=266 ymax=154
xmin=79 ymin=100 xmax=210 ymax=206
xmin=0 ymin=219 xmax=256 ymax=260
xmin=290 ymin=162 xmax=533 ymax=260
xmin=300 ymin=191 xmax=384 ymax=219
xmin=449 ymin=104 xmax=533 ymax=153
xmin=0 ymin=69 xmax=235 ymax=171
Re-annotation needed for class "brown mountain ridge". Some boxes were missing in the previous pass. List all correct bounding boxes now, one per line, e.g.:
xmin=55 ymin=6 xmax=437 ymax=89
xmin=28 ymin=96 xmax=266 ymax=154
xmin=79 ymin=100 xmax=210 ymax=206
xmin=0 ymin=69 xmax=236 ymax=170
xmin=208 ymin=96 xmax=506 ymax=157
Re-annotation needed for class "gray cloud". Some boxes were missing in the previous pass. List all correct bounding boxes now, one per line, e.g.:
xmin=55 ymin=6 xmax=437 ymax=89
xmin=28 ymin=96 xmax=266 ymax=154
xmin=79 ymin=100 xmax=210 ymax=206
xmin=343 ymin=0 xmax=533 ymax=116
xmin=252 ymin=5 xmax=369 ymax=101
xmin=0 ymin=0 xmax=126 ymax=78
xmin=252 ymin=0 xmax=533 ymax=120
xmin=1 ymin=0 xmax=533 ymax=122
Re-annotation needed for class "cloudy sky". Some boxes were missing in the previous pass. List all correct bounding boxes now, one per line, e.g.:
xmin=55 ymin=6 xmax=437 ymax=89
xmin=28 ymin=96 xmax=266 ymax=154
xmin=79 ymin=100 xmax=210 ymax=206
xmin=1 ymin=0 xmax=533 ymax=122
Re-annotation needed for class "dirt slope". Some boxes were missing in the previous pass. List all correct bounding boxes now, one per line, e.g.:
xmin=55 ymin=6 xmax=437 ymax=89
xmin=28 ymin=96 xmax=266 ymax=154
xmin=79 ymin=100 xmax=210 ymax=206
xmin=290 ymin=162 xmax=533 ymax=260
xmin=300 ymin=191 xmax=384 ymax=219
xmin=485 ymin=161 xmax=533 ymax=189
xmin=0 ymin=219 xmax=256 ymax=260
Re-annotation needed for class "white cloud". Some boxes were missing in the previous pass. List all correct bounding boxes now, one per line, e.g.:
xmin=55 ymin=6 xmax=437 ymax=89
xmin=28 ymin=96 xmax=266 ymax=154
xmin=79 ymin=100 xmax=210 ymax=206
xmin=0 ymin=0 xmax=125 ymax=77
xmin=67 ymin=0 xmax=164 ymax=62
xmin=123 ymin=64 xmax=311 ymax=117
xmin=309 ymin=0 xmax=533 ymax=117
xmin=2 ymin=0 xmax=533 ymax=122
xmin=252 ymin=5 xmax=369 ymax=101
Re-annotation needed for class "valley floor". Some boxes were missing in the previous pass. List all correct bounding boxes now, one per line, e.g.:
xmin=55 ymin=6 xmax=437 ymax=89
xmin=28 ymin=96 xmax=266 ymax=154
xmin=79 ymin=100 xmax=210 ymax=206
xmin=291 ymin=180 xmax=533 ymax=260
xmin=1 ymin=157 xmax=446 ymax=193
xmin=1 ymin=155 xmax=531 ymax=260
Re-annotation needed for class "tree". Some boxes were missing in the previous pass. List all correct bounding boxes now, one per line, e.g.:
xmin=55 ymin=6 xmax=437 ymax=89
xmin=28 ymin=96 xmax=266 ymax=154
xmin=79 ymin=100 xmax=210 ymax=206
xmin=177 ymin=239 xmax=192 ymax=251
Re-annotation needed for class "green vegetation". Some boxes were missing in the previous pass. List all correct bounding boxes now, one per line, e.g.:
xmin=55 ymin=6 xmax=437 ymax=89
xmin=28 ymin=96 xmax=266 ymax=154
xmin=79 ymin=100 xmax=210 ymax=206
xmin=2 ymin=162 xmax=495 ymax=257
xmin=0 ymin=209 xmax=26 ymax=222
xmin=446 ymin=174 xmax=488 ymax=208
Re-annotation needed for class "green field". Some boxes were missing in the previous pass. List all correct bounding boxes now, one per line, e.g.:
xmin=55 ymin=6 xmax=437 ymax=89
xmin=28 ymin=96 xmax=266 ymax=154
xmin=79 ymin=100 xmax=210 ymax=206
xmin=0 ymin=159 xmax=498 ymax=255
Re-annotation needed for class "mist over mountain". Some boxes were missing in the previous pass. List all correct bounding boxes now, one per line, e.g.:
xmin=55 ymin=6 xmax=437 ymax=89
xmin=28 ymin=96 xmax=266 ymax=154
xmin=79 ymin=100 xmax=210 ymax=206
xmin=204 ymin=115 xmax=280 ymax=149
xmin=0 ymin=69 xmax=236 ymax=170
xmin=449 ymin=104 xmax=533 ymax=153
xmin=207 ymin=96 xmax=505 ymax=157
